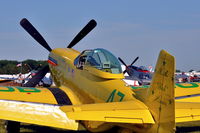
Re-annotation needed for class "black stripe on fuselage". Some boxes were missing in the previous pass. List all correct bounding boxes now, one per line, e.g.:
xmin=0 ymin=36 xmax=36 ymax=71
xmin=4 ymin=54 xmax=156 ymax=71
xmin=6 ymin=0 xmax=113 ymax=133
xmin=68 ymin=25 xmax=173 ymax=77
xmin=47 ymin=88 xmax=72 ymax=105
xmin=175 ymin=93 xmax=200 ymax=100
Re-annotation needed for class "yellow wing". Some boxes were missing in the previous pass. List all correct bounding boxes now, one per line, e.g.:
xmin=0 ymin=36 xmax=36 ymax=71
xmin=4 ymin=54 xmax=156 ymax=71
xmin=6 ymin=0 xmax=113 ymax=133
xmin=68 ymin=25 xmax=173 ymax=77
xmin=60 ymin=101 xmax=155 ymax=124
xmin=175 ymin=82 xmax=200 ymax=102
xmin=0 ymin=86 xmax=155 ymax=130
xmin=176 ymin=102 xmax=200 ymax=123
xmin=0 ymin=86 xmax=83 ymax=130
xmin=0 ymin=86 xmax=71 ymax=104
xmin=175 ymin=83 xmax=200 ymax=123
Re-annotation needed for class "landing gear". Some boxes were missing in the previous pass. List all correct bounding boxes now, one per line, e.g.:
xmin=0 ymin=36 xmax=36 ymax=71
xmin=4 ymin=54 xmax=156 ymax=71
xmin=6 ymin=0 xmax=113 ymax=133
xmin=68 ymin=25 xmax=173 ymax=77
xmin=5 ymin=121 xmax=20 ymax=133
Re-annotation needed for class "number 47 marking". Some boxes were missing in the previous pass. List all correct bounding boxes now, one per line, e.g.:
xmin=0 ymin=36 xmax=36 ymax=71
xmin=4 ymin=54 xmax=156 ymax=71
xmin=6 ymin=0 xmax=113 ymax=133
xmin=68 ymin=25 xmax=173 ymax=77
xmin=106 ymin=89 xmax=125 ymax=102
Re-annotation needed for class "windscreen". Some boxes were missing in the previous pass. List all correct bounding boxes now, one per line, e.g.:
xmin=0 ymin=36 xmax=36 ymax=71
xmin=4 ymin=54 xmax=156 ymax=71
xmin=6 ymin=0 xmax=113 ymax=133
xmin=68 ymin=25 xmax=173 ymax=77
xmin=85 ymin=48 xmax=122 ymax=74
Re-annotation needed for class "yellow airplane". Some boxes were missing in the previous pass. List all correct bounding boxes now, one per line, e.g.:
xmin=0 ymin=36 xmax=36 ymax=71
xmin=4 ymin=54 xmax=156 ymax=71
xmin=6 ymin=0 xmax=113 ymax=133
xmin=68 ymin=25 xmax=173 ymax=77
xmin=0 ymin=18 xmax=200 ymax=133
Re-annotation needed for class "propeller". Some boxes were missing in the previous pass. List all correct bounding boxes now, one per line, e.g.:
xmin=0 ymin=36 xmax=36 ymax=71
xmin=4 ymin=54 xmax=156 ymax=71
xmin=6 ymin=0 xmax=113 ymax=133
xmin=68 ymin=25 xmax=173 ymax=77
xmin=130 ymin=56 xmax=139 ymax=66
xmin=118 ymin=57 xmax=129 ymax=74
xmin=118 ymin=57 xmax=139 ymax=75
xmin=20 ymin=18 xmax=52 ymax=52
xmin=24 ymin=64 xmax=42 ymax=79
xmin=20 ymin=18 xmax=52 ymax=87
xmin=0 ymin=79 xmax=13 ymax=83
xmin=118 ymin=57 xmax=143 ymax=85
xmin=67 ymin=19 xmax=97 ymax=48
xmin=22 ymin=65 xmax=49 ymax=87
xmin=118 ymin=57 xmax=128 ymax=67
xmin=20 ymin=18 xmax=96 ymax=87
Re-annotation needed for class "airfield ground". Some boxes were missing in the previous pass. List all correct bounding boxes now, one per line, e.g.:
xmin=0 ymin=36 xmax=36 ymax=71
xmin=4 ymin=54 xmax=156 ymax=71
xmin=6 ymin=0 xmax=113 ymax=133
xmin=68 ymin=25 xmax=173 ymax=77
xmin=0 ymin=120 xmax=88 ymax=133
xmin=0 ymin=120 xmax=199 ymax=133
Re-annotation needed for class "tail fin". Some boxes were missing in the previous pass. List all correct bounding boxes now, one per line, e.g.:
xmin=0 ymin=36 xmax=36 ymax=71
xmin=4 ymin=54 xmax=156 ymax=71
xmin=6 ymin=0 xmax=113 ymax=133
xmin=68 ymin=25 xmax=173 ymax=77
xmin=146 ymin=50 xmax=175 ymax=133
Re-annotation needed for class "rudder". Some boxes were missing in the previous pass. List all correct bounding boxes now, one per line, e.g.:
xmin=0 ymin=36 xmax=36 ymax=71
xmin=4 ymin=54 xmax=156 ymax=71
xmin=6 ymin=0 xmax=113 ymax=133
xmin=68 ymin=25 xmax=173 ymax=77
xmin=145 ymin=50 xmax=175 ymax=133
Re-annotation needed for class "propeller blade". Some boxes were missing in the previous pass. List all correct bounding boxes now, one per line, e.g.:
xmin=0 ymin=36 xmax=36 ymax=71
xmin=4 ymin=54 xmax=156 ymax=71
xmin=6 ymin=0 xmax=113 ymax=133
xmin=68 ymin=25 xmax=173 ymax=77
xmin=67 ymin=19 xmax=97 ymax=48
xmin=118 ymin=57 xmax=130 ymax=75
xmin=130 ymin=56 xmax=139 ymax=66
xmin=123 ymin=70 xmax=127 ymax=74
xmin=22 ymin=65 xmax=49 ymax=87
xmin=20 ymin=18 xmax=52 ymax=52
xmin=0 ymin=79 xmax=13 ymax=83
xmin=135 ymin=77 xmax=143 ymax=86
xmin=118 ymin=57 xmax=128 ymax=67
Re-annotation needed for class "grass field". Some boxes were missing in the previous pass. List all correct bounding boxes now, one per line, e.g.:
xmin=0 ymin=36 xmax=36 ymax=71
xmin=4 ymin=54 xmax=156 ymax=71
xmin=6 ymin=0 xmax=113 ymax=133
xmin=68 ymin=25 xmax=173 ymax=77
xmin=0 ymin=120 xmax=200 ymax=133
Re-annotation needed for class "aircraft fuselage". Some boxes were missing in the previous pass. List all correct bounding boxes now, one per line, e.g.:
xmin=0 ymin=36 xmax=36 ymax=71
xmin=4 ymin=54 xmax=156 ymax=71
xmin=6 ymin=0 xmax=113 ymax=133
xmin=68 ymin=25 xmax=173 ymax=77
xmin=48 ymin=48 xmax=136 ymax=105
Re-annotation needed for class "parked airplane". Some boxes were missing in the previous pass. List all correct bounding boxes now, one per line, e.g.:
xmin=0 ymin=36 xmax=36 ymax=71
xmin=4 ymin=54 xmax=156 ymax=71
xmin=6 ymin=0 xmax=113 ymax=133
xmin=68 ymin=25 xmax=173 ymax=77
xmin=0 ymin=18 xmax=200 ymax=133
xmin=0 ymin=68 xmax=52 ymax=87
xmin=118 ymin=57 xmax=152 ymax=85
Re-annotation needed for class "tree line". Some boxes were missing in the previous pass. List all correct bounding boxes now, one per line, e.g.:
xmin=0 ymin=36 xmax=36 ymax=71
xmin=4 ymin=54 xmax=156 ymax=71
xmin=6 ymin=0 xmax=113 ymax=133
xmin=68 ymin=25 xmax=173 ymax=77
xmin=0 ymin=59 xmax=48 ymax=74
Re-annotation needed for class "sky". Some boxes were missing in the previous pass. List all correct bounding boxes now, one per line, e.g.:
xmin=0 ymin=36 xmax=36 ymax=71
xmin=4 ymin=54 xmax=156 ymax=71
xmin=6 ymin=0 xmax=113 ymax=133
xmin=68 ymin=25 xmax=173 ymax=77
xmin=0 ymin=1 xmax=200 ymax=71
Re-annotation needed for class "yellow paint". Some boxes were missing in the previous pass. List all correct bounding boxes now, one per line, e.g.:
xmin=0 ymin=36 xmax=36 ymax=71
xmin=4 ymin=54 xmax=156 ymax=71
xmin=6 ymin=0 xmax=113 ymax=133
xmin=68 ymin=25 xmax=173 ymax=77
xmin=1 ymin=46 xmax=200 ymax=133
xmin=0 ymin=87 xmax=57 ymax=104
xmin=61 ymin=101 xmax=155 ymax=124
xmin=84 ymin=65 xmax=124 ymax=79
xmin=49 ymin=48 xmax=134 ymax=104
xmin=144 ymin=50 xmax=175 ymax=133
xmin=0 ymin=100 xmax=84 ymax=130
xmin=175 ymin=102 xmax=200 ymax=123
xmin=175 ymin=82 xmax=200 ymax=97
xmin=53 ymin=49 xmax=176 ymax=132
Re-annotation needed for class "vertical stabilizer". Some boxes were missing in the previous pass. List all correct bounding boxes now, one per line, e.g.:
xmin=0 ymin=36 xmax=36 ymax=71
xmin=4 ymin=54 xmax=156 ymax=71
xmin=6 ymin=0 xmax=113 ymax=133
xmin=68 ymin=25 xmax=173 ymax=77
xmin=146 ymin=50 xmax=175 ymax=133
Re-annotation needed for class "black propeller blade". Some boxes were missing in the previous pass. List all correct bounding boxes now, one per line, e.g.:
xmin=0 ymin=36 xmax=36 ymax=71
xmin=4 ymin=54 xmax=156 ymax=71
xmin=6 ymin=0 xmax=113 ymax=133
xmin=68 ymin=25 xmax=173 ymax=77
xmin=123 ymin=70 xmax=128 ymax=74
xmin=118 ymin=57 xmax=139 ymax=75
xmin=118 ymin=57 xmax=128 ymax=67
xmin=130 ymin=56 xmax=139 ymax=66
xmin=67 ymin=19 xmax=97 ymax=48
xmin=20 ymin=18 xmax=52 ymax=52
xmin=24 ymin=64 xmax=42 ymax=80
xmin=0 ymin=79 xmax=13 ymax=83
xmin=118 ymin=57 xmax=129 ymax=74
xmin=22 ymin=65 xmax=49 ymax=87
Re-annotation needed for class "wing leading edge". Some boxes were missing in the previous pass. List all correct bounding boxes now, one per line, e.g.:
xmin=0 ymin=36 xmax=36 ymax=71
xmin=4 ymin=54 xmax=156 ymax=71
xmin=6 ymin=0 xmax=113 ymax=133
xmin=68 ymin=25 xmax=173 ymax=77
xmin=0 ymin=86 xmax=82 ymax=130
xmin=0 ymin=97 xmax=155 ymax=130
xmin=0 ymin=99 xmax=83 ymax=130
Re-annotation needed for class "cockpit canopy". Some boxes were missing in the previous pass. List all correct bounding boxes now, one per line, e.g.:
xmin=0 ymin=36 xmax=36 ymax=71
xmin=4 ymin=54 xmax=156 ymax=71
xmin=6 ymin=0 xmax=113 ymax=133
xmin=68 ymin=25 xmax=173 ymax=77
xmin=74 ymin=48 xmax=122 ymax=74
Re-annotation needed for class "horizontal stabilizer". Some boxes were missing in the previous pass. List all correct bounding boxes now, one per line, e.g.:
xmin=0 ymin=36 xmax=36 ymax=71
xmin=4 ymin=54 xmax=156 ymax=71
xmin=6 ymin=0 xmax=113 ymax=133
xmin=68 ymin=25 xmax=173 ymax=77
xmin=60 ymin=101 xmax=155 ymax=124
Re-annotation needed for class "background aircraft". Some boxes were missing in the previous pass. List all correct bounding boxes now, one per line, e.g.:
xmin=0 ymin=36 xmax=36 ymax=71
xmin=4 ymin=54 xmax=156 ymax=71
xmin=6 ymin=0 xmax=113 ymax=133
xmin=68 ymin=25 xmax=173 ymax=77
xmin=0 ymin=18 xmax=200 ymax=133
xmin=118 ymin=57 xmax=152 ymax=85
xmin=0 ymin=66 xmax=52 ymax=87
